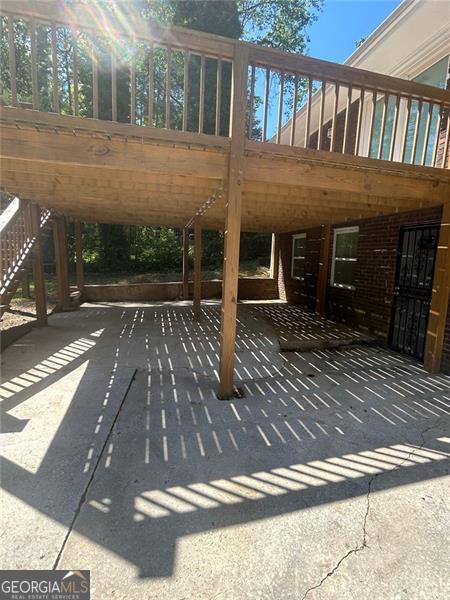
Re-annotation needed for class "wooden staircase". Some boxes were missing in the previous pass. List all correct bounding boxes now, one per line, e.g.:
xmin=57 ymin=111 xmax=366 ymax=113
xmin=0 ymin=198 xmax=53 ymax=316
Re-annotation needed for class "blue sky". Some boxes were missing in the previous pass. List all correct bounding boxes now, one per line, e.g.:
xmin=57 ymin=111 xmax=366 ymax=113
xmin=259 ymin=0 xmax=403 ymax=139
xmin=306 ymin=0 xmax=403 ymax=63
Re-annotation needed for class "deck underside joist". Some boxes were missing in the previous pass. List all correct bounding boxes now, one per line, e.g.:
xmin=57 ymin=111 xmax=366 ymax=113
xmin=1 ymin=109 xmax=449 ymax=232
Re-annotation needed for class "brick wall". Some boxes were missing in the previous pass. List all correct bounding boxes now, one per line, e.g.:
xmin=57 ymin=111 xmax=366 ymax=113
xmin=278 ymin=206 xmax=450 ymax=373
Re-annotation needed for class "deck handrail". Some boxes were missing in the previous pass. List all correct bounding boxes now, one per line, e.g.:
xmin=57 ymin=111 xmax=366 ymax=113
xmin=0 ymin=1 xmax=449 ymax=167
xmin=245 ymin=44 xmax=450 ymax=168
xmin=0 ymin=198 xmax=53 ymax=297
xmin=0 ymin=196 xmax=20 ymax=233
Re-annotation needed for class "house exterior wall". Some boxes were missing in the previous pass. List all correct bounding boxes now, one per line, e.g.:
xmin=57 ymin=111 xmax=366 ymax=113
xmin=278 ymin=206 xmax=450 ymax=374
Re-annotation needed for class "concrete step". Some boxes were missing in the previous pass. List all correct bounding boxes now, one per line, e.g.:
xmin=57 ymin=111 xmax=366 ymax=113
xmin=279 ymin=333 xmax=376 ymax=352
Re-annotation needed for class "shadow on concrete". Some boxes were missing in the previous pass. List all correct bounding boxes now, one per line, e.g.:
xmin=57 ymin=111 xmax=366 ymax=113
xmin=1 ymin=302 xmax=449 ymax=577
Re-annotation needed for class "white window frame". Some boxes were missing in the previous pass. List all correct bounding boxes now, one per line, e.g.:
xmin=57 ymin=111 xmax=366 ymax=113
xmin=291 ymin=233 xmax=306 ymax=280
xmin=330 ymin=226 xmax=359 ymax=290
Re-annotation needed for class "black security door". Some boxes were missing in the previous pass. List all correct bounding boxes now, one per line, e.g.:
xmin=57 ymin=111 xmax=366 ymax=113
xmin=389 ymin=224 xmax=439 ymax=360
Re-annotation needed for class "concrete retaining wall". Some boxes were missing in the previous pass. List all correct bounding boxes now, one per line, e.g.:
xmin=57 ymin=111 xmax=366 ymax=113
xmin=83 ymin=277 xmax=279 ymax=303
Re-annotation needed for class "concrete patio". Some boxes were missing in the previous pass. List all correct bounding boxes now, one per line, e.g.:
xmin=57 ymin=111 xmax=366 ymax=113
xmin=1 ymin=301 xmax=449 ymax=599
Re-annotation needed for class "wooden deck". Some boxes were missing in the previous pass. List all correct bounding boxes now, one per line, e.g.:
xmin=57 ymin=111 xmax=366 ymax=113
xmin=1 ymin=106 xmax=449 ymax=233
xmin=1 ymin=0 xmax=449 ymax=396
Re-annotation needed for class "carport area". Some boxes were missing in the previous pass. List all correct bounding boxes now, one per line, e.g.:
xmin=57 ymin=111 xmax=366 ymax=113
xmin=1 ymin=301 xmax=449 ymax=599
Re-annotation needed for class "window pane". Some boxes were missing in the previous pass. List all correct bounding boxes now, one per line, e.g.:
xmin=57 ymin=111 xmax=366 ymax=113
xmin=334 ymin=260 xmax=356 ymax=287
xmin=293 ymin=236 xmax=306 ymax=257
xmin=370 ymin=95 xmax=397 ymax=160
xmin=292 ymin=258 xmax=305 ymax=278
xmin=335 ymin=231 xmax=358 ymax=259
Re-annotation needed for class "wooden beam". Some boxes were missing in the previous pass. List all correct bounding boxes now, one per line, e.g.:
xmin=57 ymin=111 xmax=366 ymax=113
xmin=424 ymin=202 xmax=450 ymax=373
xmin=316 ymin=224 xmax=331 ymax=318
xmin=183 ymin=226 xmax=189 ymax=300
xmin=30 ymin=204 xmax=47 ymax=326
xmin=53 ymin=216 xmax=70 ymax=311
xmin=193 ymin=217 xmax=202 ymax=321
xmin=218 ymin=45 xmax=248 ymax=399
xmin=74 ymin=221 xmax=84 ymax=292
xmin=21 ymin=267 xmax=31 ymax=298
xmin=269 ymin=233 xmax=279 ymax=281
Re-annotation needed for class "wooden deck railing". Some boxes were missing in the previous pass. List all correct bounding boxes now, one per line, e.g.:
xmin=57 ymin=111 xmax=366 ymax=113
xmin=0 ymin=1 xmax=234 ymax=136
xmin=0 ymin=196 xmax=52 ymax=296
xmin=1 ymin=1 xmax=449 ymax=168
xmin=245 ymin=46 xmax=450 ymax=168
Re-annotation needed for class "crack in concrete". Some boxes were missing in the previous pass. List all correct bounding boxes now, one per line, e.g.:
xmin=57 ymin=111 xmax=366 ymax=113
xmin=301 ymin=417 xmax=445 ymax=600
xmin=52 ymin=368 xmax=137 ymax=570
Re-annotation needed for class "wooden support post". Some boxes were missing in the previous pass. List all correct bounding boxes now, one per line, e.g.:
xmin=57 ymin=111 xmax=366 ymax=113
xmin=182 ymin=226 xmax=189 ymax=300
xmin=30 ymin=204 xmax=47 ymax=326
xmin=193 ymin=217 xmax=202 ymax=320
xmin=21 ymin=268 xmax=31 ymax=298
xmin=53 ymin=216 xmax=70 ymax=311
xmin=74 ymin=221 xmax=84 ymax=292
xmin=316 ymin=224 xmax=331 ymax=318
xmin=218 ymin=45 xmax=248 ymax=399
xmin=269 ymin=233 xmax=279 ymax=281
xmin=424 ymin=203 xmax=450 ymax=373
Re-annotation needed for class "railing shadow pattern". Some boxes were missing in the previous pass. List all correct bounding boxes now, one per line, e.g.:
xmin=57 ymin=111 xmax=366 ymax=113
xmin=1 ymin=302 xmax=449 ymax=582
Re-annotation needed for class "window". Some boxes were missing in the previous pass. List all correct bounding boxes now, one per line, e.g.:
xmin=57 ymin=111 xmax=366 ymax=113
xmin=331 ymin=226 xmax=359 ymax=289
xmin=291 ymin=234 xmax=306 ymax=279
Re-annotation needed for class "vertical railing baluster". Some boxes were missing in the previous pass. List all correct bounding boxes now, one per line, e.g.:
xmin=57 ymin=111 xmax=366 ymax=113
xmin=317 ymin=80 xmax=325 ymax=150
xmin=148 ymin=43 xmax=154 ymax=126
xmin=342 ymin=85 xmax=352 ymax=153
xmin=304 ymin=77 xmax=312 ymax=148
xmin=72 ymin=29 xmax=79 ymax=116
xmin=7 ymin=16 xmax=17 ymax=106
xmin=289 ymin=74 xmax=298 ymax=147
xmin=355 ymin=88 xmax=365 ymax=156
xmin=131 ymin=43 xmax=136 ymax=125
xmin=51 ymin=23 xmax=59 ymax=113
xmin=368 ymin=89 xmax=377 ymax=158
xmin=430 ymin=104 xmax=442 ymax=167
xmin=92 ymin=40 xmax=98 ymax=119
xmin=389 ymin=94 xmax=400 ymax=161
xmin=378 ymin=93 xmax=389 ymax=159
xmin=111 ymin=50 xmax=117 ymax=121
xmin=166 ymin=46 xmax=172 ymax=129
xmin=183 ymin=50 xmax=189 ymax=131
xmin=262 ymin=67 xmax=270 ymax=142
xmin=198 ymin=54 xmax=205 ymax=133
xmin=401 ymin=97 xmax=412 ymax=163
xmin=276 ymin=72 xmax=284 ymax=144
xmin=330 ymin=82 xmax=339 ymax=152
xmin=410 ymin=99 xmax=422 ymax=165
xmin=442 ymin=108 xmax=450 ymax=168
xmin=420 ymin=101 xmax=433 ymax=166
xmin=30 ymin=18 xmax=38 ymax=110
xmin=0 ymin=18 xmax=3 ymax=100
xmin=248 ymin=64 xmax=256 ymax=139
xmin=215 ymin=58 xmax=222 ymax=136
